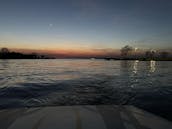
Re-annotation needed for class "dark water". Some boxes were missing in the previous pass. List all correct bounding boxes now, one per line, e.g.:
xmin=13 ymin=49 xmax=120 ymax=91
xmin=0 ymin=59 xmax=172 ymax=120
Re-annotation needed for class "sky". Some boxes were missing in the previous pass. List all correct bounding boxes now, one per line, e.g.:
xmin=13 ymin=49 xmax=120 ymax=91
xmin=0 ymin=0 xmax=172 ymax=57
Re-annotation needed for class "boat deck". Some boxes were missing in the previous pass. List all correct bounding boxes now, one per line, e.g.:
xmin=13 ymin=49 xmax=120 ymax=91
xmin=0 ymin=105 xmax=172 ymax=129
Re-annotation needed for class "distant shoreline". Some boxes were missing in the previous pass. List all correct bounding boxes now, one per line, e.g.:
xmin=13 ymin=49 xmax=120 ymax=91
xmin=0 ymin=47 xmax=172 ymax=61
xmin=0 ymin=48 xmax=171 ymax=61
xmin=0 ymin=58 xmax=172 ymax=61
xmin=103 ymin=58 xmax=172 ymax=61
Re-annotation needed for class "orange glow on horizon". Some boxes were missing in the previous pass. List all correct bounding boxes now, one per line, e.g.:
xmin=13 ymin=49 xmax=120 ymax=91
xmin=9 ymin=47 xmax=120 ymax=58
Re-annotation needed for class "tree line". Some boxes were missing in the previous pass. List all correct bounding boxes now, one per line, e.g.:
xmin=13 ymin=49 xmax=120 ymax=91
xmin=0 ymin=48 xmax=51 ymax=59
xmin=120 ymin=45 xmax=171 ymax=61
xmin=0 ymin=47 xmax=171 ymax=60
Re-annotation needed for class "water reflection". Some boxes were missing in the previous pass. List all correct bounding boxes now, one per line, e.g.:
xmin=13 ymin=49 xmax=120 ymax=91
xmin=150 ymin=60 xmax=156 ymax=73
xmin=0 ymin=60 xmax=10 ymax=68
xmin=120 ymin=60 xmax=139 ymax=75
xmin=131 ymin=60 xmax=156 ymax=73
xmin=0 ymin=59 xmax=171 ymax=114
xmin=120 ymin=61 xmax=132 ymax=74
xmin=133 ymin=60 xmax=139 ymax=74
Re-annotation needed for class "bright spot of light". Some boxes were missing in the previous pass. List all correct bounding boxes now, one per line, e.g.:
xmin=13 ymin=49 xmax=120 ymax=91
xmin=134 ymin=47 xmax=138 ymax=52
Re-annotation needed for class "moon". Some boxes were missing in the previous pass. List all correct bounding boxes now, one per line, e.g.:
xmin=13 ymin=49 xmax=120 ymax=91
xmin=49 ymin=24 xmax=53 ymax=27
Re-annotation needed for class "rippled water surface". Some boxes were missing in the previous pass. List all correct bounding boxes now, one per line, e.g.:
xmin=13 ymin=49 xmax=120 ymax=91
xmin=0 ymin=59 xmax=172 ymax=120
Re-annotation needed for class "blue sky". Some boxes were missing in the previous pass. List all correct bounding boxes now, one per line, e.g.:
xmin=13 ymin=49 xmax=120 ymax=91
xmin=0 ymin=0 xmax=172 ymax=52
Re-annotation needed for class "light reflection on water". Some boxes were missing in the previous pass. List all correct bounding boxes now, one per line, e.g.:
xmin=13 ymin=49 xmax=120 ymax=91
xmin=132 ymin=60 xmax=156 ymax=74
xmin=0 ymin=59 xmax=172 ymax=120
xmin=150 ymin=60 xmax=156 ymax=73
xmin=133 ymin=60 xmax=139 ymax=74
xmin=0 ymin=59 xmax=170 ymax=89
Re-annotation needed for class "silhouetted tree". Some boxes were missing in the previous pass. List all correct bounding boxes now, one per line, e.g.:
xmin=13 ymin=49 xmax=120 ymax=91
xmin=120 ymin=45 xmax=133 ymax=57
xmin=0 ymin=48 xmax=9 ymax=53
xmin=145 ymin=50 xmax=155 ymax=59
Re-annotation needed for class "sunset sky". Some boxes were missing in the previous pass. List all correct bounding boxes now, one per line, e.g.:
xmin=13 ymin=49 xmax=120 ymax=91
xmin=0 ymin=0 xmax=172 ymax=56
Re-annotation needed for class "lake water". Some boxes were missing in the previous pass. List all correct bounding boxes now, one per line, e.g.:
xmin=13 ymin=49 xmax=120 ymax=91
xmin=0 ymin=59 xmax=172 ymax=120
